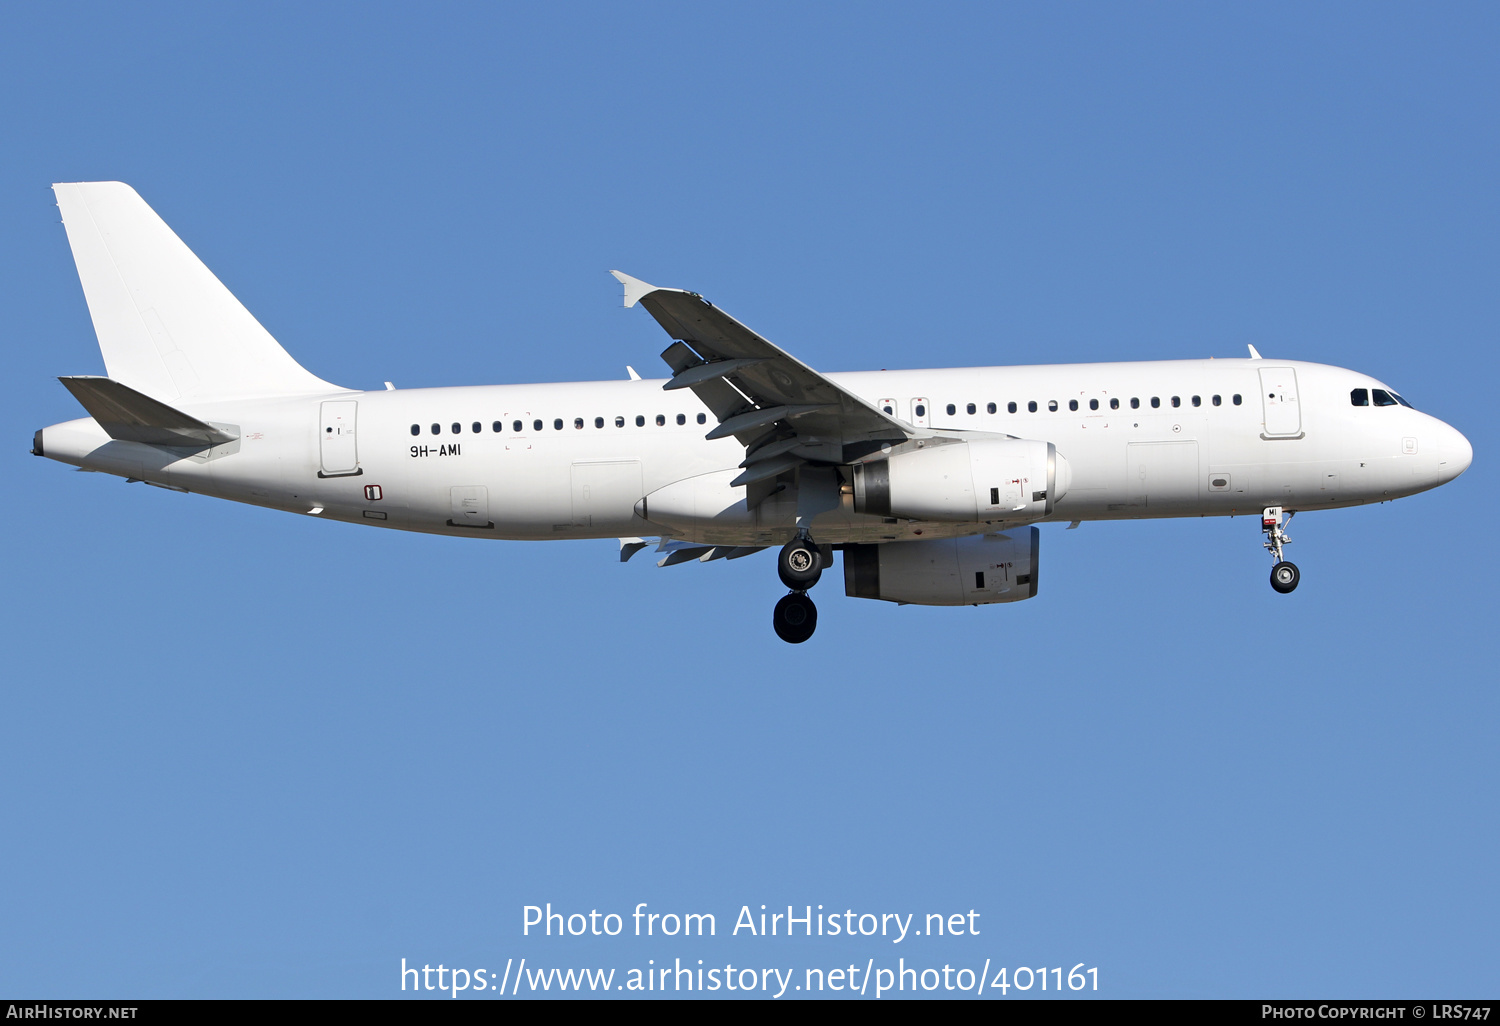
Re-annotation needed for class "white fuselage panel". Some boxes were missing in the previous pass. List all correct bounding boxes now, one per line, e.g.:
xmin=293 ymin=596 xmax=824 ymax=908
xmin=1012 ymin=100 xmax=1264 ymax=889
xmin=39 ymin=358 xmax=1472 ymax=546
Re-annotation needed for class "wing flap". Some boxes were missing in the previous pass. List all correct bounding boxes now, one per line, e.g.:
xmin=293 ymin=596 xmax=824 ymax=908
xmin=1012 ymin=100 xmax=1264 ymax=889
xmin=611 ymin=271 xmax=911 ymax=470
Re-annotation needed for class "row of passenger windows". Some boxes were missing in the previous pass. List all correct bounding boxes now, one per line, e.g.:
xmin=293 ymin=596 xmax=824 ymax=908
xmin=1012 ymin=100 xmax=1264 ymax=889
xmin=1350 ymin=388 xmax=1413 ymax=408
xmin=408 ymin=389 xmax=1409 ymax=437
xmin=410 ymin=412 xmax=710 ymax=436
xmin=891 ymin=394 xmax=1245 ymax=418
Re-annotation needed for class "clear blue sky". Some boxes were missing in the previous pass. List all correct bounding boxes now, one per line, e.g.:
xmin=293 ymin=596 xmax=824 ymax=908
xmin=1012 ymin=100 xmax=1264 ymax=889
xmin=1 ymin=1 xmax=1495 ymax=999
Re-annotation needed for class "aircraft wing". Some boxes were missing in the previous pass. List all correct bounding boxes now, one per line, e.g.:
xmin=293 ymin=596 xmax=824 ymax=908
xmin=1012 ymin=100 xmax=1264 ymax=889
xmin=610 ymin=272 xmax=912 ymax=494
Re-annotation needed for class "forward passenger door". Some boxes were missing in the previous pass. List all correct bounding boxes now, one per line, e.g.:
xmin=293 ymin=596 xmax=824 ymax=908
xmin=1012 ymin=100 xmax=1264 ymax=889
xmin=1259 ymin=368 xmax=1302 ymax=438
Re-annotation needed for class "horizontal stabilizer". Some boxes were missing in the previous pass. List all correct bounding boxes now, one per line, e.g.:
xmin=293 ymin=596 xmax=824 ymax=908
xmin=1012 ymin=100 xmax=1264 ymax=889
xmin=58 ymin=375 xmax=236 ymax=447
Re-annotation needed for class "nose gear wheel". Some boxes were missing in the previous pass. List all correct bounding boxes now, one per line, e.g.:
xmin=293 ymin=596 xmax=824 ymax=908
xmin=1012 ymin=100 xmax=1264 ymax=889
xmin=1262 ymin=507 xmax=1300 ymax=594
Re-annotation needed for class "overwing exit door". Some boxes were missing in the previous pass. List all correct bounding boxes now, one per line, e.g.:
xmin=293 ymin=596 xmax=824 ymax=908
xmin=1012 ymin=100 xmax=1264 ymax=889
xmin=910 ymin=397 xmax=931 ymax=428
xmin=319 ymin=401 xmax=360 ymax=477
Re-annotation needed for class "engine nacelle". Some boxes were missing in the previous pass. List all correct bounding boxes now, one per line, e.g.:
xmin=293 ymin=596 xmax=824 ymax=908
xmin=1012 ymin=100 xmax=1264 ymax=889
xmin=843 ymin=529 xmax=1040 ymax=606
xmin=850 ymin=438 xmax=1069 ymax=523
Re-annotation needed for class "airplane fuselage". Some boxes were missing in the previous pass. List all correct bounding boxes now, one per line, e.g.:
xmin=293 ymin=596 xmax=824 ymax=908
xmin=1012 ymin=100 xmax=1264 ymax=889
xmin=37 ymin=357 xmax=1471 ymax=546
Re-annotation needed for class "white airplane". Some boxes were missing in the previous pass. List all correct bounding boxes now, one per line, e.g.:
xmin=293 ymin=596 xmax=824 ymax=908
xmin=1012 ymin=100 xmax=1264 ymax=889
xmin=35 ymin=182 xmax=1473 ymax=642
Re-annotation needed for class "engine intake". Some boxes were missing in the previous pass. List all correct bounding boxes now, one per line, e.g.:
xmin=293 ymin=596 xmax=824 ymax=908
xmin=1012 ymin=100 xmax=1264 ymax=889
xmin=851 ymin=438 xmax=1068 ymax=523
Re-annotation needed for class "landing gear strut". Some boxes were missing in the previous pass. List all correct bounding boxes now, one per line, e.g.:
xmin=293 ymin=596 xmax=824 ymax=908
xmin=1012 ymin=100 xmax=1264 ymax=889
xmin=1262 ymin=506 xmax=1299 ymax=594
xmin=773 ymin=534 xmax=823 ymax=643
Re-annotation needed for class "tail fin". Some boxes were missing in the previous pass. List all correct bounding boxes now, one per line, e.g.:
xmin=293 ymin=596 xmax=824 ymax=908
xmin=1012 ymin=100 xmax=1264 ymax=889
xmin=52 ymin=182 xmax=341 ymax=403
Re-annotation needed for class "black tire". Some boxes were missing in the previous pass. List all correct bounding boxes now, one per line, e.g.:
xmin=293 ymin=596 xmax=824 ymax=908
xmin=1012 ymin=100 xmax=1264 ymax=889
xmin=773 ymin=592 xmax=818 ymax=643
xmin=777 ymin=537 xmax=823 ymax=590
xmin=1270 ymin=561 xmax=1300 ymax=594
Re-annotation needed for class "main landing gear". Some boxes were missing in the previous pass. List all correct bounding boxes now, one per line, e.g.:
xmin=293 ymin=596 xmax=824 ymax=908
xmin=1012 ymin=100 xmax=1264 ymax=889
xmin=1262 ymin=506 xmax=1300 ymax=594
xmin=773 ymin=535 xmax=824 ymax=643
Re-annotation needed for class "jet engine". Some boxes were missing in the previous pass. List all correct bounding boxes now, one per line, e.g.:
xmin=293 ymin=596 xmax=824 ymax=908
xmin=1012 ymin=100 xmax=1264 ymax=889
xmin=843 ymin=529 xmax=1039 ymax=606
xmin=850 ymin=439 xmax=1069 ymax=523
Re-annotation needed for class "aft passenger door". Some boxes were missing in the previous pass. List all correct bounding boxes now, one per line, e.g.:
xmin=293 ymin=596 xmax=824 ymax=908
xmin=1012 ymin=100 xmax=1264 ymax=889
xmin=319 ymin=400 xmax=360 ymax=477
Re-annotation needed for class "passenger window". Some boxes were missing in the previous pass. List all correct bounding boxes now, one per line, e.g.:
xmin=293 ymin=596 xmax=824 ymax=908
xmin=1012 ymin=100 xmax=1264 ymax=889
xmin=966 ymin=403 xmax=976 ymax=415
xmin=1373 ymin=388 xmax=1399 ymax=407
xmin=452 ymin=422 xmax=461 ymax=434
xmin=1171 ymin=396 xmax=1181 ymax=408
xmin=914 ymin=403 xmax=926 ymax=417
xmin=431 ymin=423 xmax=441 ymax=435
xmin=946 ymin=404 xmax=956 ymax=416
xmin=513 ymin=420 xmax=523 ymax=432
xmin=492 ymin=421 xmax=501 ymax=432
xmin=881 ymin=403 xmax=894 ymax=414
xmin=615 ymin=416 xmax=625 ymax=427
xmin=1027 ymin=401 xmax=1037 ymax=413
xmin=1089 ymin=398 xmax=1099 ymax=411
xmin=1191 ymin=396 xmax=1201 ymax=407
xmin=410 ymin=424 xmax=420 ymax=436
xmin=656 ymin=414 xmax=666 ymax=426
xmin=1068 ymin=399 xmax=1078 ymax=411
xmin=1048 ymin=400 xmax=1058 ymax=412
xmin=676 ymin=413 xmax=686 ymax=425
xmin=1212 ymin=395 xmax=1221 ymax=406
xmin=1008 ymin=402 xmax=1017 ymax=413
xmin=1232 ymin=394 xmax=1242 ymax=405
xmin=533 ymin=419 xmax=543 ymax=431
xmin=595 ymin=417 xmax=604 ymax=428
xmin=1130 ymin=398 xmax=1139 ymax=409
xmin=574 ymin=417 xmax=584 ymax=429
xmin=553 ymin=419 xmax=563 ymax=430
xmin=987 ymin=402 xmax=996 ymax=414
xmin=1350 ymin=388 xmax=1369 ymax=406
xmin=636 ymin=415 xmax=645 ymax=427
xmin=472 ymin=421 xmax=482 ymax=433
xmin=1150 ymin=397 xmax=1160 ymax=409
xmin=697 ymin=412 xmax=707 ymax=424
xmin=1110 ymin=398 xmax=1119 ymax=410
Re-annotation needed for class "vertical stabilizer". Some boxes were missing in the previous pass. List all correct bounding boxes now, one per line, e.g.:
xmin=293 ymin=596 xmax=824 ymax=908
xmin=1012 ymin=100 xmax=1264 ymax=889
xmin=52 ymin=182 xmax=341 ymax=403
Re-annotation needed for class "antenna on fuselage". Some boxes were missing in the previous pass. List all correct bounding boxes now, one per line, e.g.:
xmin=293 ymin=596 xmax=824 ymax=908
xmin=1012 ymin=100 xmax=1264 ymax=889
xmin=1247 ymin=344 xmax=1263 ymax=359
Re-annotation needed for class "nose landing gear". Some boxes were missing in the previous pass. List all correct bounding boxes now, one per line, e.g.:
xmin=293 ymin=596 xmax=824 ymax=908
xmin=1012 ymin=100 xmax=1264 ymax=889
xmin=773 ymin=535 xmax=824 ymax=643
xmin=1262 ymin=506 xmax=1299 ymax=594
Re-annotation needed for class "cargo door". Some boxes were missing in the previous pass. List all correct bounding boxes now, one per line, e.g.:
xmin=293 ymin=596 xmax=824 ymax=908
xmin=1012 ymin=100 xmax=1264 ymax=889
xmin=1259 ymin=367 xmax=1303 ymax=438
xmin=1127 ymin=441 xmax=1200 ymax=511
xmin=319 ymin=401 xmax=360 ymax=477
xmin=571 ymin=460 xmax=643 ymax=531
xmin=449 ymin=485 xmax=493 ymax=529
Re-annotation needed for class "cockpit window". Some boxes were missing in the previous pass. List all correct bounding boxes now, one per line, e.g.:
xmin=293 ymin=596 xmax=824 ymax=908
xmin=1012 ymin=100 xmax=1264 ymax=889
xmin=1392 ymin=392 xmax=1414 ymax=409
xmin=1372 ymin=388 xmax=1399 ymax=407
xmin=1351 ymin=388 xmax=1369 ymax=406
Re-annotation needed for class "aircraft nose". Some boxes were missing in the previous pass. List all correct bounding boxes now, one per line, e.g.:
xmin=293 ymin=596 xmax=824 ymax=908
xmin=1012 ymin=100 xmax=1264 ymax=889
xmin=1436 ymin=421 xmax=1472 ymax=484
